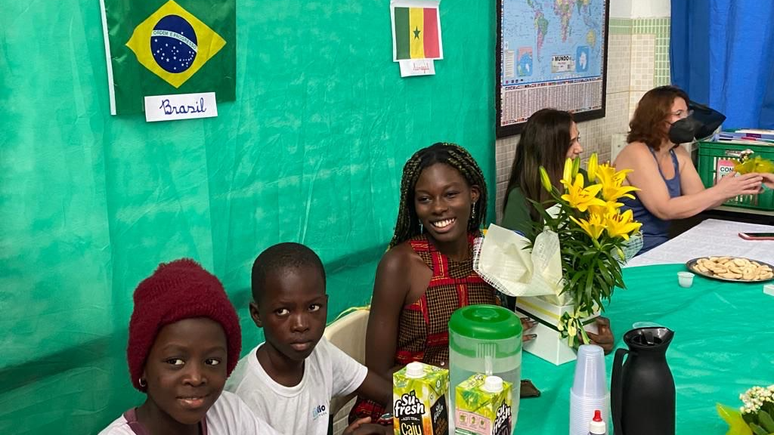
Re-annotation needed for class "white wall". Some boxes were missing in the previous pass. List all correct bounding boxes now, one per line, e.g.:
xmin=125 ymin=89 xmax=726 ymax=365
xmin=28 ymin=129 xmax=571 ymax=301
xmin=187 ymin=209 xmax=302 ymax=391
xmin=610 ymin=0 xmax=670 ymax=18
xmin=610 ymin=0 xmax=632 ymax=18
xmin=632 ymin=0 xmax=670 ymax=18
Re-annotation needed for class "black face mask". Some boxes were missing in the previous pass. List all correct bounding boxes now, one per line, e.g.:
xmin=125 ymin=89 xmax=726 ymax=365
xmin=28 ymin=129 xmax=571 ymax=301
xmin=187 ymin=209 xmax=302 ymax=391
xmin=668 ymin=116 xmax=703 ymax=144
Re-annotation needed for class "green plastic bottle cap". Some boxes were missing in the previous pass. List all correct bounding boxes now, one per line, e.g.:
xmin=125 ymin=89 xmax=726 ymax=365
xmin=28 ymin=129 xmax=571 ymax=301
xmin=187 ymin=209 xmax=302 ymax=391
xmin=448 ymin=304 xmax=522 ymax=340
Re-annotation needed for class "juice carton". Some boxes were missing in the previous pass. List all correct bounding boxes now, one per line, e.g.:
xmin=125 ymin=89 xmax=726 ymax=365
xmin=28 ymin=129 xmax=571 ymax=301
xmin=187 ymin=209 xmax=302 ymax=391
xmin=454 ymin=374 xmax=513 ymax=435
xmin=393 ymin=361 xmax=450 ymax=435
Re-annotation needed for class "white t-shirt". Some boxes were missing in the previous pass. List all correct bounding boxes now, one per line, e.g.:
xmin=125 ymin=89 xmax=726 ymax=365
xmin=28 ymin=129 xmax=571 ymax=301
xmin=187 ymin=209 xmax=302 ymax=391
xmin=225 ymin=337 xmax=368 ymax=435
xmin=98 ymin=391 xmax=281 ymax=434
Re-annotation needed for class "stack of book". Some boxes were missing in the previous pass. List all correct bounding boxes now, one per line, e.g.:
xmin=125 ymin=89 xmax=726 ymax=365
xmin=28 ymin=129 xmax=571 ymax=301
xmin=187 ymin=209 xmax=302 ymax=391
xmin=714 ymin=129 xmax=774 ymax=146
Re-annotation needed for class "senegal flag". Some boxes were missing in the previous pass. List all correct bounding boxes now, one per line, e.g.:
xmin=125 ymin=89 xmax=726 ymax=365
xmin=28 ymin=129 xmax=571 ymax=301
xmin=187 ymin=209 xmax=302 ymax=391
xmin=99 ymin=0 xmax=235 ymax=115
xmin=391 ymin=1 xmax=443 ymax=61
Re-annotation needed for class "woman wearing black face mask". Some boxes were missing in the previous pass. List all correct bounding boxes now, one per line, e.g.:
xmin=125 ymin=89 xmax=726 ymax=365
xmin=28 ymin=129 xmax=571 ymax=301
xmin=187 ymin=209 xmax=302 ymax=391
xmin=614 ymin=86 xmax=763 ymax=254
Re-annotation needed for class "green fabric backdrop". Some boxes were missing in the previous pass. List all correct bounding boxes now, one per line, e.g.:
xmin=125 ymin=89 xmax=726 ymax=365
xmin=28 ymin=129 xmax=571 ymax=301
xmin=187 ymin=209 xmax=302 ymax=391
xmin=0 ymin=0 xmax=495 ymax=433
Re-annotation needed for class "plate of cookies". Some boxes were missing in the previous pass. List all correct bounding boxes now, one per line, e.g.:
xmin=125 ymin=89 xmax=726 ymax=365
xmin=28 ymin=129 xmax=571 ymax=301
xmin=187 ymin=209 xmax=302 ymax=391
xmin=686 ymin=256 xmax=774 ymax=282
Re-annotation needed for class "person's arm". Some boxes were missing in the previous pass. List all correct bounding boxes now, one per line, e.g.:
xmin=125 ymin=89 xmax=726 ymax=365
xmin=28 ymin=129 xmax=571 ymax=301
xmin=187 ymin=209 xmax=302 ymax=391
xmin=364 ymin=246 xmax=412 ymax=379
xmin=673 ymin=146 xmax=748 ymax=208
xmin=674 ymin=146 xmax=707 ymax=196
xmin=616 ymin=143 xmax=762 ymax=220
xmin=761 ymin=172 xmax=774 ymax=189
xmin=355 ymin=371 xmax=392 ymax=410
xmin=584 ymin=317 xmax=614 ymax=355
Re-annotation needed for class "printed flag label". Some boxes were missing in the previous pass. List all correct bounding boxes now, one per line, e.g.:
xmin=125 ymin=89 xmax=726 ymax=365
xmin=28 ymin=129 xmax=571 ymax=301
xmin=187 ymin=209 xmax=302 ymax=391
xmin=391 ymin=0 xmax=443 ymax=62
xmin=126 ymin=1 xmax=225 ymax=89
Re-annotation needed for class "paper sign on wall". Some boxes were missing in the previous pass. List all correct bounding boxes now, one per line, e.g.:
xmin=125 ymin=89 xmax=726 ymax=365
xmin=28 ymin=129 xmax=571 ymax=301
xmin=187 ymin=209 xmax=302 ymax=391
xmin=144 ymin=92 xmax=218 ymax=122
xmin=399 ymin=59 xmax=435 ymax=77
xmin=390 ymin=0 xmax=442 ymax=77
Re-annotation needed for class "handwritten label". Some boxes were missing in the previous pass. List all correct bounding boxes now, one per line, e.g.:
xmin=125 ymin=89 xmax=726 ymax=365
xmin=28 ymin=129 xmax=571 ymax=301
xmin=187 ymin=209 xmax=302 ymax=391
xmin=144 ymin=92 xmax=218 ymax=122
xmin=399 ymin=59 xmax=436 ymax=77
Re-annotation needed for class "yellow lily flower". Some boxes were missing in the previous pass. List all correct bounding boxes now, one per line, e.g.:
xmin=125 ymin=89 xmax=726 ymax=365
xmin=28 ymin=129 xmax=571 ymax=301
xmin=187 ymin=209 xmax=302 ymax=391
xmin=561 ymin=173 xmax=606 ymax=212
xmin=570 ymin=212 xmax=606 ymax=240
xmin=605 ymin=209 xmax=642 ymax=240
xmin=596 ymin=163 xmax=639 ymax=202
xmin=587 ymin=153 xmax=599 ymax=182
xmin=539 ymin=166 xmax=553 ymax=192
xmin=588 ymin=200 xmax=624 ymax=217
xmin=562 ymin=158 xmax=574 ymax=184
xmin=572 ymin=157 xmax=581 ymax=179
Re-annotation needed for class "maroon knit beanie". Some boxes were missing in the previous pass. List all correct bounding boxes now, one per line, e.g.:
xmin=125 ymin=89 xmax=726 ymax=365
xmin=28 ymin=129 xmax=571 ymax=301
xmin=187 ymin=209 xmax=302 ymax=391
xmin=127 ymin=258 xmax=241 ymax=391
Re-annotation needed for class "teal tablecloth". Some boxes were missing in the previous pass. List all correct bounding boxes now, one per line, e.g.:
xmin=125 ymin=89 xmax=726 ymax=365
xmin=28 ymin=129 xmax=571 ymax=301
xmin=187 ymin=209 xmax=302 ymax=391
xmin=514 ymin=264 xmax=774 ymax=434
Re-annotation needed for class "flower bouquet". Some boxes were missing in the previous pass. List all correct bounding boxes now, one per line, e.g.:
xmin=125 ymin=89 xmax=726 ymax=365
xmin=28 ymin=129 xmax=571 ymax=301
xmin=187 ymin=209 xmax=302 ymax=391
xmin=733 ymin=151 xmax=774 ymax=175
xmin=473 ymin=153 xmax=642 ymax=364
xmin=717 ymin=385 xmax=774 ymax=435
xmin=531 ymin=154 xmax=643 ymax=347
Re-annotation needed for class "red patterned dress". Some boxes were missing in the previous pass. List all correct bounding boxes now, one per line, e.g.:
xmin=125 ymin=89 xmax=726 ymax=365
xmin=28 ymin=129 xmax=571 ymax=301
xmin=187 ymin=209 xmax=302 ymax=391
xmin=350 ymin=232 xmax=495 ymax=421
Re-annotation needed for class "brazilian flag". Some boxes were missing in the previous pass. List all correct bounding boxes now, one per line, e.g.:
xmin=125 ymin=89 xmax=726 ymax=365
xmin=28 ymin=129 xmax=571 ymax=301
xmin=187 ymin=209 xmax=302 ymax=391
xmin=99 ymin=0 xmax=235 ymax=115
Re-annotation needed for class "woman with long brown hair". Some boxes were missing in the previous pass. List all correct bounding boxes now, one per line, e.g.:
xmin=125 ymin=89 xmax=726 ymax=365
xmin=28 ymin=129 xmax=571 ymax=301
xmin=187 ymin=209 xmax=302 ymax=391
xmin=502 ymin=108 xmax=582 ymax=236
xmin=500 ymin=108 xmax=613 ymax=354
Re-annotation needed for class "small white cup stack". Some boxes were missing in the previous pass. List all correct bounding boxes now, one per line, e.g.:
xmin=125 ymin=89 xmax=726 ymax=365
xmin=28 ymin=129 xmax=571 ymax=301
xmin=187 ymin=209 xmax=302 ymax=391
xmin=569 ymin=344 xmax=609 ymax=435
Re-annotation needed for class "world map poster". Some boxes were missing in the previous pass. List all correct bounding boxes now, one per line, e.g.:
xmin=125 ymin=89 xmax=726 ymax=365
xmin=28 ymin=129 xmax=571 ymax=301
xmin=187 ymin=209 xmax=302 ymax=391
xmin=496 ymin=0 xmax=609 ymax=137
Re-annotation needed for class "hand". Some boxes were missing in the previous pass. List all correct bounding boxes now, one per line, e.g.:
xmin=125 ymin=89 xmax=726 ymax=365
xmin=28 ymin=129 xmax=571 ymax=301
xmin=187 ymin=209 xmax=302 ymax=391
xmin=715 ymin=172 xmax=763 ymax=198
xmin=583 ymin=317 xmax=614 ymax=355
xmin=344 ymin=417 xmax=370 ymax=434
xmin=344 ymin=419 xmax=392 ymax=435
xmin=521 ymin=316 xmax=537 ymax=342
xmin=760 ymin=172 xmax=774 ymax=190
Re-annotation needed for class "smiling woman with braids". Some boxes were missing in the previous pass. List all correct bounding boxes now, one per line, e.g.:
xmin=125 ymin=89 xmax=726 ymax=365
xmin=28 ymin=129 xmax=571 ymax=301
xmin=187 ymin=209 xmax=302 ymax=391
xmin=349 ymin=143 xmax=536 ymax=424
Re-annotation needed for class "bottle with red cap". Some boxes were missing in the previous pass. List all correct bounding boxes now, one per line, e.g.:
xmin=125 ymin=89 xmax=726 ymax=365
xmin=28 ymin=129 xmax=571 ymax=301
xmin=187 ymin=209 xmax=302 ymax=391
xmin=588 ymin=409 xmax=606 ymax=435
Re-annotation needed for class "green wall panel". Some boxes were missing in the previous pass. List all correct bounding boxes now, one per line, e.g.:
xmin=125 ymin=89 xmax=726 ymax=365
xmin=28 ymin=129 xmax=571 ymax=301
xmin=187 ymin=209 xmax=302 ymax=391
xmin=0 ymin=0 xmax=495 ymax=432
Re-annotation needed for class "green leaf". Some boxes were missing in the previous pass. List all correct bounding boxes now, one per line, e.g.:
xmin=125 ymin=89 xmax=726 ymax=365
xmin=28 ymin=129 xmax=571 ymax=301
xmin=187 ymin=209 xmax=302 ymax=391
xmin=584 ymin=269 xmax=594 ymax=307
xmin=569 ymin=272 xmax=584 ymax=291
xmin=758 ymin=410 xmax=774 ymax=433
xmin=750 ymin=423 xmax=769 ymax=435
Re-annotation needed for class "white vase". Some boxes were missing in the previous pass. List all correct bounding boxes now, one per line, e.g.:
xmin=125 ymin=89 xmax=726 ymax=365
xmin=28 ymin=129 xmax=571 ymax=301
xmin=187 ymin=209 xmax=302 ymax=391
xmin=515 ymin=296 xmax=600 ymax=366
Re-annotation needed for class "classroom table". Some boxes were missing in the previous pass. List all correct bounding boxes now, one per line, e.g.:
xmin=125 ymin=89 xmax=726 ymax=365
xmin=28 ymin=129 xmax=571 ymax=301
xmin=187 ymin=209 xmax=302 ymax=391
xmin=514 ymin=263 xmax=774 ymax=434
xmin=626 ymin=218 xmax=774 ymax=268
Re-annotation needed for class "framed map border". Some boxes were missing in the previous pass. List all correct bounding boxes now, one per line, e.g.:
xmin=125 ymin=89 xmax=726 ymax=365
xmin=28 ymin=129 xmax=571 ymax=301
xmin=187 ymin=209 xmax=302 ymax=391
xmin=496 ymin=0 xmax=610 ymax=138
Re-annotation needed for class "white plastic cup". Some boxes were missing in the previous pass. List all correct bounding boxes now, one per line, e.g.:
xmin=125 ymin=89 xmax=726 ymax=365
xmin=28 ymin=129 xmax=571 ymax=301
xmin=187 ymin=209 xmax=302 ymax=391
xmin=570 ymin=345 xmax=609 ymax=435
xmin=569 ymin=390 xmax=610 ymax=435
xmin=678 ymin=271 xmax=695 ymax=288
xmin=571 ymin=345 xmax=607 ymax=397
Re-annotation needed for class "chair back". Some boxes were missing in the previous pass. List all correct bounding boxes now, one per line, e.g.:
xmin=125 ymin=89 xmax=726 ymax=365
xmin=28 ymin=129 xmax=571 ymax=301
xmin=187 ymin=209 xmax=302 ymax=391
xmin=324 ymin=309 xmax=370 ymax=434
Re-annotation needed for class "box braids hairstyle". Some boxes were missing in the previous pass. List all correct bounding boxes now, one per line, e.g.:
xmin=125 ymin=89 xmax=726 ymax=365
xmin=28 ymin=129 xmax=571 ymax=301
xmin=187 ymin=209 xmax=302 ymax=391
xmin=388 ymin=142 xmax=487 ymax=249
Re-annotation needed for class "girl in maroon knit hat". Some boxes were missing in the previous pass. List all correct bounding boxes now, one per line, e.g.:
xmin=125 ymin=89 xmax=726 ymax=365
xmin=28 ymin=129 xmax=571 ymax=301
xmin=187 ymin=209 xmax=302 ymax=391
xmin=99 ymin=259 xmax=280 ymax=435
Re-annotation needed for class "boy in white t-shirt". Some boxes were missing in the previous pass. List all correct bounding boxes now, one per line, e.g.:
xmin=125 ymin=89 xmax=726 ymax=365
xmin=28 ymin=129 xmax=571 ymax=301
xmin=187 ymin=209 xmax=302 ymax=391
xmin=227 ymin=243 xmax=392 ymax=435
